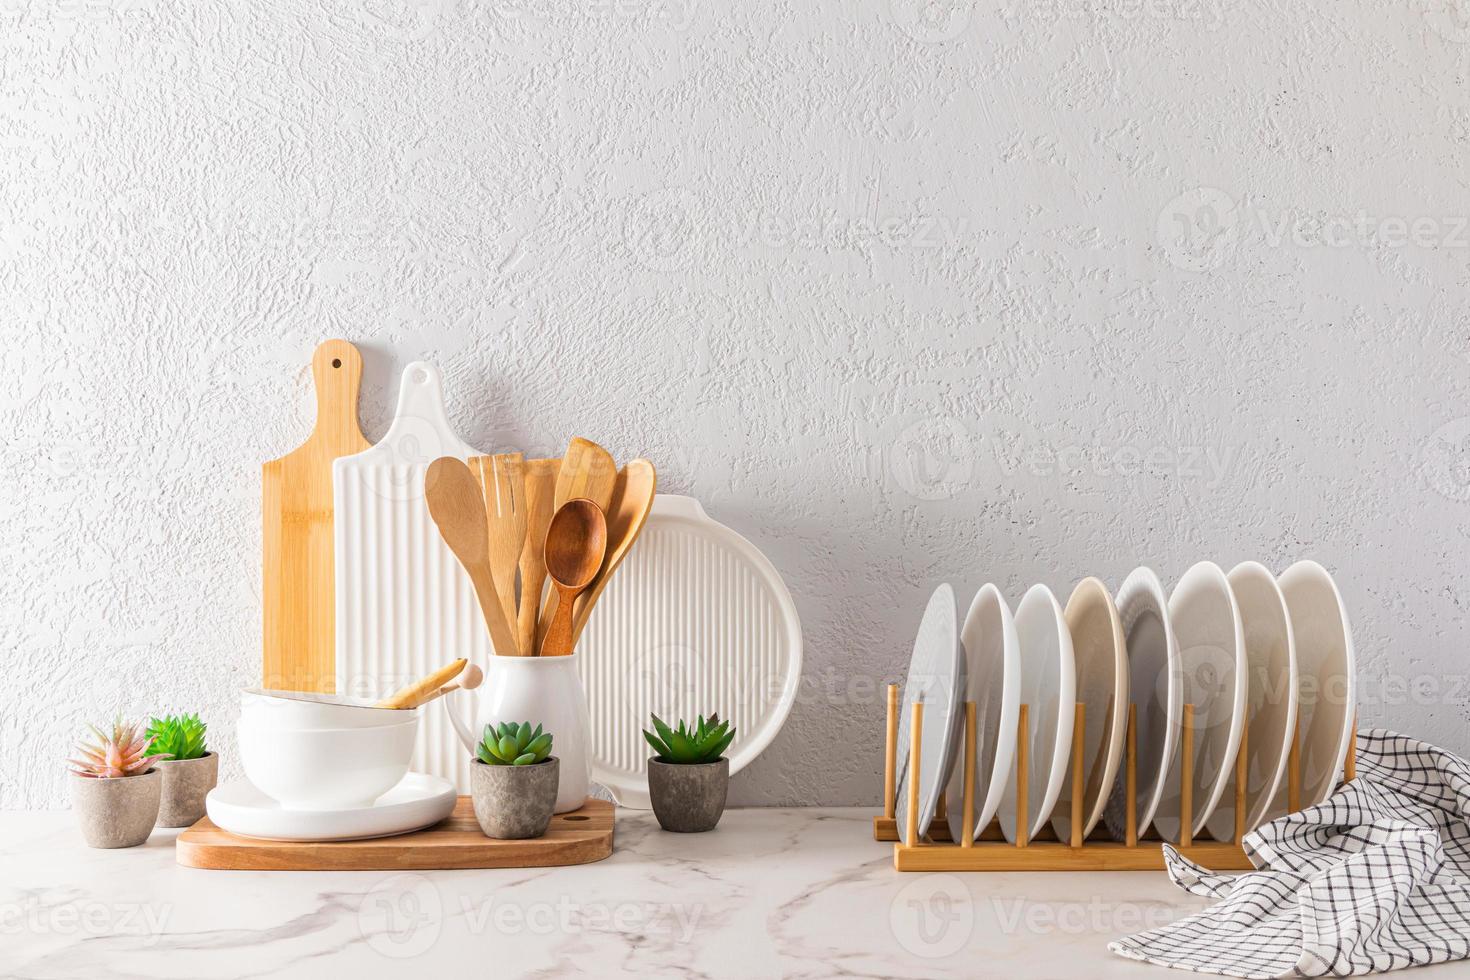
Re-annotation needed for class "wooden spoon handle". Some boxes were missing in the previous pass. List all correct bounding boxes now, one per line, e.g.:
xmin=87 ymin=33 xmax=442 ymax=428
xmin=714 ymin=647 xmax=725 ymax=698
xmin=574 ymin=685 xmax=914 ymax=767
xmin=468 ymin=564 xmax=520 ymax=657
xmin=541 ymin=583 xmax=580 ymax=657
xmin=374 ymin=659 xmax=467 ymax=709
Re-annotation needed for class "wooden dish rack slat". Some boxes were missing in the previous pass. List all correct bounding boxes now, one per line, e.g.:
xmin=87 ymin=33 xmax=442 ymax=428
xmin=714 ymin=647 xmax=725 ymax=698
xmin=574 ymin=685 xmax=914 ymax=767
xmin=874 ymin=684 xmax=1356 ymax=871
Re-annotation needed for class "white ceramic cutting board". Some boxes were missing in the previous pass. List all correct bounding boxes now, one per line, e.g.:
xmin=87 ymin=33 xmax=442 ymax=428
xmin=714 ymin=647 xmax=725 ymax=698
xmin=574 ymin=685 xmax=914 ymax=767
xmin=575 ymin=495 xmax=802 ymax=808
xmin=333 ymin=362 xmax=488 ymax=792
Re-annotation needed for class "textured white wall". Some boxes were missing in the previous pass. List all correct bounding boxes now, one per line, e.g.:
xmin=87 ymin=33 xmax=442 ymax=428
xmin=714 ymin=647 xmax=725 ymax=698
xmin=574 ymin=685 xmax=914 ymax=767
xmin=4 ymin=0 xmax=1469 ymax=808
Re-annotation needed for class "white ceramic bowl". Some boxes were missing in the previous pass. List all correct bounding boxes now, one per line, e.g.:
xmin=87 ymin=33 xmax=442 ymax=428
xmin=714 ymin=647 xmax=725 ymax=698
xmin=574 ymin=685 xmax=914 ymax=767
xmin=238 ymin=715 xmax=419 ymax=811
xmin=241 ymin=689 xmax=413 ymax=730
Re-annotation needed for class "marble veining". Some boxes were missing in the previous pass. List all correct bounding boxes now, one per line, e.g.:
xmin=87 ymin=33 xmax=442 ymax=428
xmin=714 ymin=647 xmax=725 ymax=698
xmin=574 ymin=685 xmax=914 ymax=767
xmin=0 ymin=806 xmax=1232 ymax=979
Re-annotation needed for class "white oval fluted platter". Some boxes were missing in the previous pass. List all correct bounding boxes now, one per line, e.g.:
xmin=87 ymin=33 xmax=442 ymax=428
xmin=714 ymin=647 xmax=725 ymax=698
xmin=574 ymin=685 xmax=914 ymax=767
xmin=575 ymin=495 xmax=802 ymax=809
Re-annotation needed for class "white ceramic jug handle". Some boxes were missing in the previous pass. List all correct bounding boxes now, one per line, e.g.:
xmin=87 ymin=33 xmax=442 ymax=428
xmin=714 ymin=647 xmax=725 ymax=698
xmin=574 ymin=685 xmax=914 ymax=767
xmin=444 ymin=689 xmax=477 ymax=756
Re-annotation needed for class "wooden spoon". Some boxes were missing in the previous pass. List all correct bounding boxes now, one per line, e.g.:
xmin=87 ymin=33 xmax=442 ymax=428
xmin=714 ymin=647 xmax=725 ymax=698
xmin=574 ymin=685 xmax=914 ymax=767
xmin=471 ymin=453 xmax=526 ymax=655
xmin=402 ymin=662 xmax=484 ymax=709
xmin=374 ymin=659 xmax=468 ymax=709
xmin=516 ymin=458 xmax=560 ymax=656
xmin=424 ymin=457 xmax=520 ymax=657
xmin=571 ymin=459 xmax=657 ymax=646
xmin=540 ymin=499 xmax=608 ymax=657
xmin=538 ymin=438 xmax=616 ymax=649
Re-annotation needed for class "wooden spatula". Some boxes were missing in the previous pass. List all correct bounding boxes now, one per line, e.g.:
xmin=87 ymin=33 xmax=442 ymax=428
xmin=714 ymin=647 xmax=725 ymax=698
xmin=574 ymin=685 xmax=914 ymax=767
xmin=262 ymin=340 xmax=371 ymax=693
xmin=572 ymin=459 xmax=657 ymax=646
xmin=517 ymin=458 xmax=560 ymax=656
xmin=537 ymin=437 xmax=617 ymax=653
xmin=472 ymin=453 xmax=526 ymax=655
xmin=424 ymin=457 xmax=519 ymax=658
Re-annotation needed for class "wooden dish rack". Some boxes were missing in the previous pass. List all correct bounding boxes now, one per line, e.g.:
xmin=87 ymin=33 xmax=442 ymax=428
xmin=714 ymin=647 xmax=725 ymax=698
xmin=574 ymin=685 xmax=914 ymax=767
xmin=874 ymin=684 xmax=1356 ymax=871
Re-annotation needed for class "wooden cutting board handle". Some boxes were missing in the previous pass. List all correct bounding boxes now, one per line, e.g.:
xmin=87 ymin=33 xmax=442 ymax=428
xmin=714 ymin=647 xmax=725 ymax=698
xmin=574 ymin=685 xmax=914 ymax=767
xmin=262 ymin=340 xmax=371 ymax=692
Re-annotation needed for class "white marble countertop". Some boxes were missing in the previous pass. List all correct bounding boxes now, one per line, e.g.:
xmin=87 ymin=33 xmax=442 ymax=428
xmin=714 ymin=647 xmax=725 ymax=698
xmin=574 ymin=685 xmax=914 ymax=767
xmin=3 ymin=807 xmax=1228 ymax=979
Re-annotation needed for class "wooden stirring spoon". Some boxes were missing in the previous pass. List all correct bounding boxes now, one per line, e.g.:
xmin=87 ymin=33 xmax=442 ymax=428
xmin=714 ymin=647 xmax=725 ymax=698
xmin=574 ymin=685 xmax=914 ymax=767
xmin=538 ymin=438 xmax=616 ymax=651
xmin=424 ymin=457 xmax=520 ymax=657
xmin=540 ymin=499 xmax=608 ymax=657
xmin=571 ymin=459 xmax=657 ymax=646
xmin=517 ymin=458 xmax=560 ymax=656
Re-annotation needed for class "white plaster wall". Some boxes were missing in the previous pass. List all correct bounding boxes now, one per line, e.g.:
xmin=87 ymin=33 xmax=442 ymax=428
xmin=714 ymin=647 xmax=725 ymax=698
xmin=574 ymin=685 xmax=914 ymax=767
xmin=3 ymin=0 xmax=1469 ymax=808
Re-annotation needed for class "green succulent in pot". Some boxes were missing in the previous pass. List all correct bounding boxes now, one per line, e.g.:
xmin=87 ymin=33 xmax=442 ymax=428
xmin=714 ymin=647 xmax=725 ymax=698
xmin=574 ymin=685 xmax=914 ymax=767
xmin=470 ymin=721 xmax=558 ymax=840
xmin=142 ymin=711 xmax=219 ymax=828
xmin=476 ymin=721 xmax=553 ymax=766
xmin=643 ymin=713 xmax=736 ymax=834
xmin=642 ymin=714 xmax=735 ymax=765
xmin=145 ymin=713 xmax=208 ymax=761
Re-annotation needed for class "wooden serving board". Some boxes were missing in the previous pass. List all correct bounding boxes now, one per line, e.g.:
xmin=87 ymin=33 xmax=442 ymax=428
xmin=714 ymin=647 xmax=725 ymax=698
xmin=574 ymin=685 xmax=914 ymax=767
xmin=176 ymin=799 xmax=614 ymax=871
xmin=262 ymin=340 xmax=371 ymax=693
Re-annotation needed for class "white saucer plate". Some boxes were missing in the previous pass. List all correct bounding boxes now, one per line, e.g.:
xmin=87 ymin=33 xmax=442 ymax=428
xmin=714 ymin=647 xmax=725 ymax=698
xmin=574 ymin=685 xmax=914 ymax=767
xmin=205 ymin=772 xmax=457 ymax=842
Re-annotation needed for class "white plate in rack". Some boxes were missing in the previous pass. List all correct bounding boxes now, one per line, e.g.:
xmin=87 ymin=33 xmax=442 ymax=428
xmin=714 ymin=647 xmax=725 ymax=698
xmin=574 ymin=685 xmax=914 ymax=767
xmin=895 ymin=583 xmax=965 ymax=845
xmin=1104 ymin=567 xmax=1181 ymax=840
xmin=1000 ymin=584 xmax=1075 ymax=842
xmin=1206 ymin=560 xmax=1297 ymax=839
xmin=943 ymin=584 xmax=1019 ymax=842
xmin=1053 ymin=576 xmax=1128 ymax=842
xmin=1154 ymin=561 xmax=1246 ymax=842
xmin=1277 ymin=560 xmax=1355 ymax=810
xmin=576 ymin=495 xmax=802 ymax=809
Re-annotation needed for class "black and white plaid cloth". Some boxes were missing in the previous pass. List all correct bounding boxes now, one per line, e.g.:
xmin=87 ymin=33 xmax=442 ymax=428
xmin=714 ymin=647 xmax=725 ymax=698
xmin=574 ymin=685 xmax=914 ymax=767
xmin=1110 ymin=730 xmax=1470 ymax=977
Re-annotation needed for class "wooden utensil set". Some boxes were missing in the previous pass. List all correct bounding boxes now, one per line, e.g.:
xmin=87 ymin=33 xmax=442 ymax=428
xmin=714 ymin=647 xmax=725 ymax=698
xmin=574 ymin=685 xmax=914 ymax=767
xmin=425 ymin=439 xmax=655 ymax=658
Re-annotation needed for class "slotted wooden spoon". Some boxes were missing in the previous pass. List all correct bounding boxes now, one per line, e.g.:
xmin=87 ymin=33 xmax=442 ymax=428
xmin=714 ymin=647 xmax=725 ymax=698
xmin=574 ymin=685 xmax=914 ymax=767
xmin=472 ymin=453 xmax=526 ymax=655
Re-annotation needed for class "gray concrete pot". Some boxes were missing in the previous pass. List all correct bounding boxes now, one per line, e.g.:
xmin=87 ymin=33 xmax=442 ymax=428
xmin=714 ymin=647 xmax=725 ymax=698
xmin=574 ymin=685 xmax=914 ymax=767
xmin=70 ymin=769 xmax=162 ymax=848
xmin=648 ymin=757 xmax=729 ymax=833
xmin=471 ymin=757 xmax=559 ymax=839
xmin=154 ymin=752 xmax=219 ymax=828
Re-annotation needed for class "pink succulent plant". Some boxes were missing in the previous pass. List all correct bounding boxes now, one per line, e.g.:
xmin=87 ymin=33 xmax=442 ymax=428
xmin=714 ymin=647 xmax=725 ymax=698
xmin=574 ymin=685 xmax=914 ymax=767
xmin=68 ymin=719 xmax=167 ymax=778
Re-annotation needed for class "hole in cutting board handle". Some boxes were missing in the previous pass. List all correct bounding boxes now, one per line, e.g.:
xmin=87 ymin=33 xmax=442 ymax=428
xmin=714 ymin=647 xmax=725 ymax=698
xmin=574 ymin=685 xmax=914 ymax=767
xmin=562 ymin=815 xmax=590 ymax=822
xmin=332 ymin=357 xmax=342 ymax=368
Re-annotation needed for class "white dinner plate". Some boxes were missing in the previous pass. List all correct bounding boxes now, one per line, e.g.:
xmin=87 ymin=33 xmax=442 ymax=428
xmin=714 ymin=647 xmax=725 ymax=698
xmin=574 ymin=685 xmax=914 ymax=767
xmin=205 ymin=772 xmax=456 ymax=842
xmin=1053 ymin=577 xmax=1127 ymax=842
xmin=1154 ymin=561 xmax=1246 ymax=842
xmin=943 ymin=584 xmax=1020 ymax=841
xmin=1277 ymin=560 xmax=1355 ymax=809
xmin=999 ymin=584 xmax=1075 ymax=842
xmin=895 ymin=583 xmax=965 ymax=845
xmin=1104 ymin=567 xmax=1181 ymax=840
xmin=1205 ymin=560 xmax=1297 ymax=839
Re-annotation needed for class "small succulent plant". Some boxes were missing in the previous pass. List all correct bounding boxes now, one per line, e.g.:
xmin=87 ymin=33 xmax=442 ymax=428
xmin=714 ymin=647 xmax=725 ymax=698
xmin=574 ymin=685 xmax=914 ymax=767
xmin=69 ymin=719 xmax=167 ymax=778
xmin=476 ymin=722 xmax=553 ymax=766
xmin=145 ymin=713 xmax=208 ymax=761
xmin=642 ymin=713 xmax=735 ymax=765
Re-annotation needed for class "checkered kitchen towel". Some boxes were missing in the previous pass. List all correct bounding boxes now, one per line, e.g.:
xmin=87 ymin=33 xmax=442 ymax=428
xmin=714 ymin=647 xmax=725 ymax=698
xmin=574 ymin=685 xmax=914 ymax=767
xmin=1110 ymin=730 xmax=1470 ymax=977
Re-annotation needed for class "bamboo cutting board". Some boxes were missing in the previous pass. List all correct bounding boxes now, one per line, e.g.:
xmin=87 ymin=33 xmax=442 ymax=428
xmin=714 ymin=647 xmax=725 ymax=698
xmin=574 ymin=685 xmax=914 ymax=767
xmin=262 ymin=340 xmax=371 ymax=693
xmin=333 ymin=362 xmax=491 ymax=792
xmin=176 ymin=799 xmax=614 ymax=871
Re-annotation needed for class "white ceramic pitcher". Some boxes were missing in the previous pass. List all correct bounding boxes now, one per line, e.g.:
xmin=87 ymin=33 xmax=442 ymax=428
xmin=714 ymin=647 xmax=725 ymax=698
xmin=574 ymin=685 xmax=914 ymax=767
xmin=445 ymin=654 xmax=591 ymax=813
